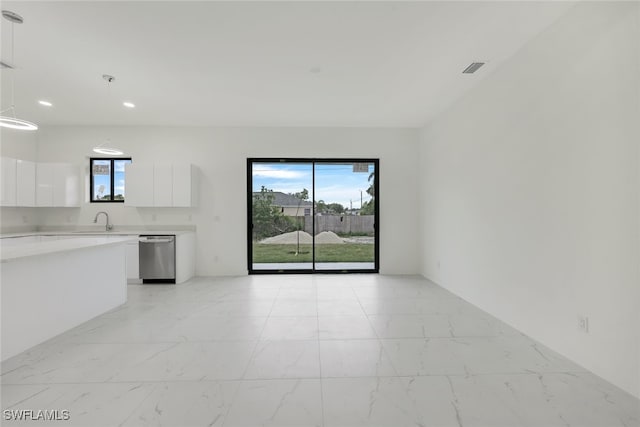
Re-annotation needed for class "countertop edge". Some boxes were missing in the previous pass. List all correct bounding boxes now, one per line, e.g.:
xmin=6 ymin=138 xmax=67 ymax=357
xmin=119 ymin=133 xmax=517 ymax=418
xmin=1 ymin=230 xmax=195 ymax=239
xmin=1 ymin=236 xmax=138 ymax=263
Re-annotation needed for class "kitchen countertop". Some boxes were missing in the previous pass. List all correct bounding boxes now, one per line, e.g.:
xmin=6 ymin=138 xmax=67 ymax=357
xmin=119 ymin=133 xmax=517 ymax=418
xmin=0 ymin=236 xmax=138 ymax=262
xmin=0 ymin=229 xmax=195 ymax=239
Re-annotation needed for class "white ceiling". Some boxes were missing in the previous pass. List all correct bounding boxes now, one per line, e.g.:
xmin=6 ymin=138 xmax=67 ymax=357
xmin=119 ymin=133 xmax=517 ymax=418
xmin=1 ymin=1 xmax=576 ymax=128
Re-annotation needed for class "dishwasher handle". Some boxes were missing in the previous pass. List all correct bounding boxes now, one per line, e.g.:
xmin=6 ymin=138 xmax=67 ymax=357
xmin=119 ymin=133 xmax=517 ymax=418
xmin=139 ymin=236 xmax=175 ymax=244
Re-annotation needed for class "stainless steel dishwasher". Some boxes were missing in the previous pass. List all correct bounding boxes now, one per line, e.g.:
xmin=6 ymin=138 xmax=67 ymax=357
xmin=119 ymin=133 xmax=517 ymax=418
xmin=139 ymin=235 xmax=176 ymax=284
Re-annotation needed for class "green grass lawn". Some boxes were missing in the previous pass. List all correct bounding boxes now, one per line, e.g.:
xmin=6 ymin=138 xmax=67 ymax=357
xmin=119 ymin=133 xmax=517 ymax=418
xmin=252 ymin=243 xmax=374 ymax=263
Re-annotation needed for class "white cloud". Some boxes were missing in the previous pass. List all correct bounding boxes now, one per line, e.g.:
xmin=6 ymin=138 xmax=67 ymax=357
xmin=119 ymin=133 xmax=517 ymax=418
xmin=315 ymin=185 xmax=371 ymax=208
xmin=114 ymin=161 xmax=130 ymax=172
xmin=253 ymin=166 xmax=307 ymax=179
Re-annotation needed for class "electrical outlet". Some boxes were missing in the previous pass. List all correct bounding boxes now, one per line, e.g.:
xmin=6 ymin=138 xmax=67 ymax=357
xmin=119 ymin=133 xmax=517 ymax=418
xmin=578 ymin=316 xmax=589 ymax=333
xmin=22 ymin=215 xmax=28 ymax=224
xmin=437 ymin=261 xmax=441 ymax=270
xmin=151 ymin=214 xmax=157 ymax=222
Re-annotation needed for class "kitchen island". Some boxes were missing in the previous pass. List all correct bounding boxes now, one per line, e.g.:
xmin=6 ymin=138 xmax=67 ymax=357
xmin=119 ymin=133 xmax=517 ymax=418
xmin=1 ymin=235 xmax=135 ymax=361
xmin=2 ymin=229 xmax=196 ymax=284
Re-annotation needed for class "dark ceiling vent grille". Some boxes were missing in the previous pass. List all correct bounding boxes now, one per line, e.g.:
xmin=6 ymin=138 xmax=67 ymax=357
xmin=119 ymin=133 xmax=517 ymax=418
xmin=462 ymin=62 xmax=485 ymax=74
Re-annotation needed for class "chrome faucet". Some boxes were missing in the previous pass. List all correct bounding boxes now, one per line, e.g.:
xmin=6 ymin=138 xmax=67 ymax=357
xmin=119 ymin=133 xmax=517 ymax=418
xmin=93 ymin=211 xmax=113 ymax=231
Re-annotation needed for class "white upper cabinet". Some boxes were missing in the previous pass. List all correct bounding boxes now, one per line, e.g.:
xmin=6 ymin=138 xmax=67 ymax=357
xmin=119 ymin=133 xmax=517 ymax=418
xmin=36 ymin=163 xmax=54 ymax=206
xmin=36 ymin=163 xmax=80 ymax=207
xmin=53 ymin=163 xmax=80 ymax=207
xmin=124 ymin=163 xmax=154 ymax=207
xmin=0 ymin=158 xmax=76 ymax=208
xmin=153 ymin=164 xmax=173 ymax=207
xmin=16 ymin=160 xmax=36 ymax=207
xmin=172 ymin=164 xmax=198 ymax=207
xmin=1 ymin=157 xmax=17 ymax=206
xmin=125 ymin=163 xmax=197 ymax=207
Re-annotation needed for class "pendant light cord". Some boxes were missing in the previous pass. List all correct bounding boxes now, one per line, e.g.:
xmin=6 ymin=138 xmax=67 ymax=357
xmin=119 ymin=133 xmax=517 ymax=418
xmin=1 ymin=20 xmax=17 ymax=116
xmin=11 ymin=20 xmax=15 ymax=110
xmin=0 ymin=10 xmax=37 ymax=130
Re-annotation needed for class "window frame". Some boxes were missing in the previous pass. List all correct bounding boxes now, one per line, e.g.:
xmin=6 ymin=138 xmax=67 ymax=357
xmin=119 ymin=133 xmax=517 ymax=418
xmin=89 ymin=157 xmax=132 ymax=203
xmin=247 ymin=158 xmax=379 ymax=274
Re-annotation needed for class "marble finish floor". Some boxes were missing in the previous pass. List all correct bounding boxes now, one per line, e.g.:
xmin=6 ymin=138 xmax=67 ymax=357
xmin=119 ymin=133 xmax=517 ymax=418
xmin=1 ymin=275 xmax=638 ymax=426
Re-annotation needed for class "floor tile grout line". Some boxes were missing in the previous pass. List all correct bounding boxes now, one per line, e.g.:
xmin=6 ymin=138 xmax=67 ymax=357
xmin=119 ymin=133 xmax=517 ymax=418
xmin=352 ymin=282 xmax=404 ymax=379
xmin=0 ymin=371 xmax=601 ymax=388
xmin=306 ymin=278 xmax=323 ymax=427
xmin=219 ymin=282 xmax=284 ymax=427
xmin=115 ymin=382 xmax=159 ymax=427
xmin=351 ymin=278 xmax=431 ymax=423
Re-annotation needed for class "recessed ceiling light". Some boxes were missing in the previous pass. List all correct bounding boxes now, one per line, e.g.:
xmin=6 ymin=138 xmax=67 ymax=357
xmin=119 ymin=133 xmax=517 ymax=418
xmin=462 ymin=62 xmax=485 ymax=74
xmin=2 ymin=10 xmax=23 ymax=24
xmin=123 ymin=102 xmax=135 ymax=108
xmin=38 ymin=100 xmax=52 ymax=107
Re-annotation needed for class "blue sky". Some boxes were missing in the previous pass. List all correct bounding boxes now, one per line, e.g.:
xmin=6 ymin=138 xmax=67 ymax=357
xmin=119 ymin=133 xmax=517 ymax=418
xmin=93 ymin=159 xmax=130 ymax=199
xmin=252 ymin=162 xmax=374 ymax=209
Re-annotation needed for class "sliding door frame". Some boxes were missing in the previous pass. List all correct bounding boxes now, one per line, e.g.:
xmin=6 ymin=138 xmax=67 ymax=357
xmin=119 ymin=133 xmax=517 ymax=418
xmin=247 ymin=158 xmax=379 ymax=274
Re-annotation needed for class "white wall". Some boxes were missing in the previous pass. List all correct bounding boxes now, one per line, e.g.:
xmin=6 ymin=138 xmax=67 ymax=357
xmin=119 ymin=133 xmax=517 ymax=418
xmin=419 ymin=1 xmax=639 ymax=398
xmin=32 ymin=126 xmax=420 ymax=276
xmin=0 ymin=128 xmax=39 ymax=231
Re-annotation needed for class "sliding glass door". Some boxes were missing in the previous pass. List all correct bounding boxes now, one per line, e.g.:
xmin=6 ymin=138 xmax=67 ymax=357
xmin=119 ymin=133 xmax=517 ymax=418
xmin=249 ymin=161 xmax=314 ymax=272
xmin=313 ymin=162 xmax=376 ymax=271
xmin=248 ymin=159 xmax=378 ymax=273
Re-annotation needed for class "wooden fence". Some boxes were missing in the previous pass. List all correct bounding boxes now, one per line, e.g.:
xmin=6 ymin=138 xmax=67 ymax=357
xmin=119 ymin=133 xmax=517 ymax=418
xmin=303 ymin=215 xmax=374 ymax=235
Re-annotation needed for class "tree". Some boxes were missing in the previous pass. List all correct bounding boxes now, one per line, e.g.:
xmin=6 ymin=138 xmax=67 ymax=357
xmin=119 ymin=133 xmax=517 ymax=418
xmin=315 ymin=200 xmax=344 ymax=215
xmin=361 ymin=171 xmax=375 ymax=215
xmin=293 ymin=188 xmax=309 ymax=255
xmin=327 ymin=202 xmax=345 ymax=214
xmin=252 ymin=186 xmax=296 ymax=240
xmin=316 ymin=200 xmax=327 ymax=215
xmin=294 ymin=189 xmax=309 ymax=205
xmin=360 ymin=200 xmax=374 ymax=215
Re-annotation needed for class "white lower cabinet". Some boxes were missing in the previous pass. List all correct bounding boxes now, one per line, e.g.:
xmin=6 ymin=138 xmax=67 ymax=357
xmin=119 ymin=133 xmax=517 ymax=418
xmin=175 ymin=232 xmax=196 ymax=284
xmin=126 ymin=240 xmax=140 ymax=282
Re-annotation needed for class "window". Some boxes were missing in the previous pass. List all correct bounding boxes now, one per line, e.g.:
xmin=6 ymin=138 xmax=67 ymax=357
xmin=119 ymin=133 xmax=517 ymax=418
xmin=90 ymin=158 xmax=132 ymax=202
xmin=248 ymin=158 xmax=379 ymax=274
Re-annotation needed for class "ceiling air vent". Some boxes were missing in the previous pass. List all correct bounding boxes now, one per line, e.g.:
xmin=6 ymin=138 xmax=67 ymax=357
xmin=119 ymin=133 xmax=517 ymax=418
xmin=462 ymin=62 xmax=485 ymax=74
xmin=0 ymin=60 xmax=14 ymax=69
